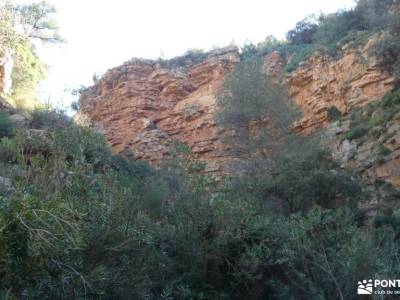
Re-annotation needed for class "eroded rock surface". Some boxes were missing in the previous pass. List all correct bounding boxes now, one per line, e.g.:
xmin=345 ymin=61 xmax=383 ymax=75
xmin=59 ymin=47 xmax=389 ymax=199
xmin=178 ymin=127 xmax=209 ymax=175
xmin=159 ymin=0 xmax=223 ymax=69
xmin=79 ymin=40 xmax=397 ymax=179
xmin=79 ymin=47 xmax=240 ymax=173
xmin=287 ymin=39 xmax=395 ymax=133
xmin=327 ymin=111 xmax=400 ymax=189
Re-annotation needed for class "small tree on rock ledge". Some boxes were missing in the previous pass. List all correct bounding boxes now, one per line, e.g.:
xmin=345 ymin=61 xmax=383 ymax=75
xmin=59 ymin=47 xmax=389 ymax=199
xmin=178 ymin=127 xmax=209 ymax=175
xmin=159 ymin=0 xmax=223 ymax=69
xmin=216 ymin=57 xmax=301 ymax=172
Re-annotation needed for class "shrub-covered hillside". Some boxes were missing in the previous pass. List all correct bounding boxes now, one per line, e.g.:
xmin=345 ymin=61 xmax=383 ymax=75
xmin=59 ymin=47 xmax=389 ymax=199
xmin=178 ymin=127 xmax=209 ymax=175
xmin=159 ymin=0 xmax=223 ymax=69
xmin=1 ymin=107 xmax=400 ymax=300
xmin=1 ymin=0 xmax=400 ymax=299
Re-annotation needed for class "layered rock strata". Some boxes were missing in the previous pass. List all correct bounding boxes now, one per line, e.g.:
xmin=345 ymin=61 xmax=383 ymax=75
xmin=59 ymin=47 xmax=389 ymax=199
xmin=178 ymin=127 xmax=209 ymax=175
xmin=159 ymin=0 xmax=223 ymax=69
xmin=79 ymin=47 xmax=240 ymax=173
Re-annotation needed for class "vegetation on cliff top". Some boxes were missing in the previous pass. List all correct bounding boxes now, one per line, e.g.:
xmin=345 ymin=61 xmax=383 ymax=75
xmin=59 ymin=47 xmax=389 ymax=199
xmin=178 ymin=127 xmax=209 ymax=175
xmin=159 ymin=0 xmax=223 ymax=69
xmin=241 ymin=0 xmax=400 ymax=75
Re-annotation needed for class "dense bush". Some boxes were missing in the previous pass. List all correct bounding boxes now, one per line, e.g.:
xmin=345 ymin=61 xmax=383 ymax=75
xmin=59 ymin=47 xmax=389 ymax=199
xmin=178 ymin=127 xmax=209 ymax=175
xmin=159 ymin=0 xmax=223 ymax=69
xmin=216 ymin=57 xmax=299 ymax=163
xmin=286 ymin=16 xmax=318 ymax=45
xmin=295 ymin=0 xmax=397 ymax=49
xmin=311 ymin=9 xmax=365 ymax=53
xmin=2 ymin=1 xmax=400 ymax=298
xmin=0 ymin=112 xmax=15 ymax=138
xmin=159 ymin=49 xmax=208 ymax=68
xmin=342 ymin=87 xmax=400 ymax=142
xmin=327 ymin=106 xmax=342 ymax=122
xmin=0 ymin=109 xmax=399 ymax=299
xmin=262 ymin=149 xmax=362 ymax=213
xmin=373 ymin=37 xmax=400 ymax=80
xmin=381 ymin=88 xmax=400 ymax=107
xmin=344 ymin=123 xmax=372 ymax=141
xmin=30 ymin=107 xmax=73 ymax=129
xmin=242 ymin=0 xmax=400 ymax=76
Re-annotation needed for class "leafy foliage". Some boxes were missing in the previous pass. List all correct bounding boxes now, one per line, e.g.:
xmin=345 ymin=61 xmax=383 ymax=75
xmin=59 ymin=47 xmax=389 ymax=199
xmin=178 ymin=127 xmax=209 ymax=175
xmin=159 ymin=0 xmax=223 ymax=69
xmin=0 ymin=1 xmax=63 ymax=108
xmin=343 ymin=87 xmax=400 ymax=142
xmin=13 ymin=1 xmax=64 ymax=44
xmin=30 ymin=106 xmax=72 ymax=129
xmin=327 ymin=106 xmax=342 ymax=122
xmin=10 ymin=41 xmax=47 ymax=108
xmin=159 ymin=49 xmax=208 ymax=68
xmin=0 ymin=112 xmax=15 ymax=138
xmin=241 ymin=0 xmax=400 ymax=75
xmin=2 ymin=1 xmax=400 ymax=299
xmin=344 ymin=123 xmax=372 ymax=141
xmin=0 ymin=108 xmax=397 ymax=300
xmin=286 ymin=16 xmax=318 ymax=45
xmin=216 ymin=57 xmax=299 ymax=166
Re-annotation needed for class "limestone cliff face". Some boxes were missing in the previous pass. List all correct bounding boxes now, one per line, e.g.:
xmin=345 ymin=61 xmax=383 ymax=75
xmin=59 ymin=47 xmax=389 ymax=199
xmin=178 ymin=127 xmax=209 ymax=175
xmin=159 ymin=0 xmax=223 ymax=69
xmin=283 ymin=38 xmax=397 ymax=188
xmin=79 ymin=47 xmax=239 ymax=173
xmin=79 ymin=40 xmax=396 ymax=180
xmin=287 ymin=39 xmax=395 ymax=133
xmin=326 ymin=112 xmax=400 ymax=189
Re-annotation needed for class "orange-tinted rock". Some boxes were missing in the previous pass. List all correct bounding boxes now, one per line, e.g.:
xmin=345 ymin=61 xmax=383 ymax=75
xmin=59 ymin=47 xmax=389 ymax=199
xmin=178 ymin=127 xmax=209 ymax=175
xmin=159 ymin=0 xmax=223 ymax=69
xmin=79 ymin=47 xmax=240 ymax=173
xmin=262 ymin=51 xmax=285 ymax=81
xmin=79 ymin=39 xmax=396 ymax=177
xmin=287 ymin=40 xmax=395 ymax=133
xmin=327 ymin=110 xmax=400 ymax=188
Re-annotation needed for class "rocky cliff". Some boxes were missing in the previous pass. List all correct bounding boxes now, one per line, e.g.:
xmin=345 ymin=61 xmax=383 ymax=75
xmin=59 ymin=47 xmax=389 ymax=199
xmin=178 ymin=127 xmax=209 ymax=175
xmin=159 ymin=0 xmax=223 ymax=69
xmin=79 ymin=47 xmax=239 ymax=173
xmin=79 ymin=41 xmax=397 ymax=180
xmin=326 ymin=104 xmax=400 ymax=189
xmin=287 ymin=38 xmax=395 ymax=133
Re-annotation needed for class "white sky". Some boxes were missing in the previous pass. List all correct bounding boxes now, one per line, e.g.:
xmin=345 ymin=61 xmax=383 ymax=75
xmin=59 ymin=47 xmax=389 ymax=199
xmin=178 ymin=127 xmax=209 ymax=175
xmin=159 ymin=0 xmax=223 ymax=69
xmin=33 ymin=0 xmax=355 ymax=108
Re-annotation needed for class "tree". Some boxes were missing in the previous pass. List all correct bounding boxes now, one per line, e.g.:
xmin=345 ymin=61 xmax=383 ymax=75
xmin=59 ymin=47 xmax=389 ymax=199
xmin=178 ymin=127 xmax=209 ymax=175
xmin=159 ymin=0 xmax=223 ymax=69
xmin=13 ymin=1 xmax=64 ymax=44
xmin=216 ymin=57 xmax=299 ymax=170
xmin=0 ymin=1 xmax=63 ymax=107
xmin=286 ymin=16 xmax=318 ymax=44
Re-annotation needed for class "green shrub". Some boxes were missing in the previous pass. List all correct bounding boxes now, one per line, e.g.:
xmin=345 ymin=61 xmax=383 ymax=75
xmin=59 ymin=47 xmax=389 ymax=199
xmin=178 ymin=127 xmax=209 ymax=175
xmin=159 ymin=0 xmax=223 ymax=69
xmin=30 ymin=107 xmax=72 ymax=129
xmin=343 ymin=88 xmax=400 ymax=143
xmin=378 ymin=145 xmax=391 ymax=156
xmin=0 ymin=112 xmax=15 ymax=138
xmin=1 ymin=110 xmax=399 ymax=299
xmin=381 ymin=88 xmax=400 ymax=107
xmin=284 ymin=44 xmax=315 ymax=73
xmin=216 ymin=57 xmax=299 ymax=162
xmin=343 ymin=123 xmax=371 ymax=140
xmin=110 ymin=154 xmax=153 ymax=179
xmin=240 ymin=36 xmax=283 ymax=60
xmin=0 ymin=137 xmax=19 ymax=163
xmin=3 ymin=1 xmax=400 ymax=297
xmin=327 ymin=106 xmax=342 ymax=122
xmin=256 ymin=148 xmax=362 ymax=214
xmin=282 ymin=0 xmax=400 ymax=71
xmin=312 ymin=10 xmax=365 ymax=50
xmin=371 ymin=34 xmax=400 ymax=76
xmin=369 ymin=126 xmax=384 ymax=138
xmin=159 ymin=48 xmax=208 ymax=68
xmin=286 ymin=16 xmax=318 ymax=45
